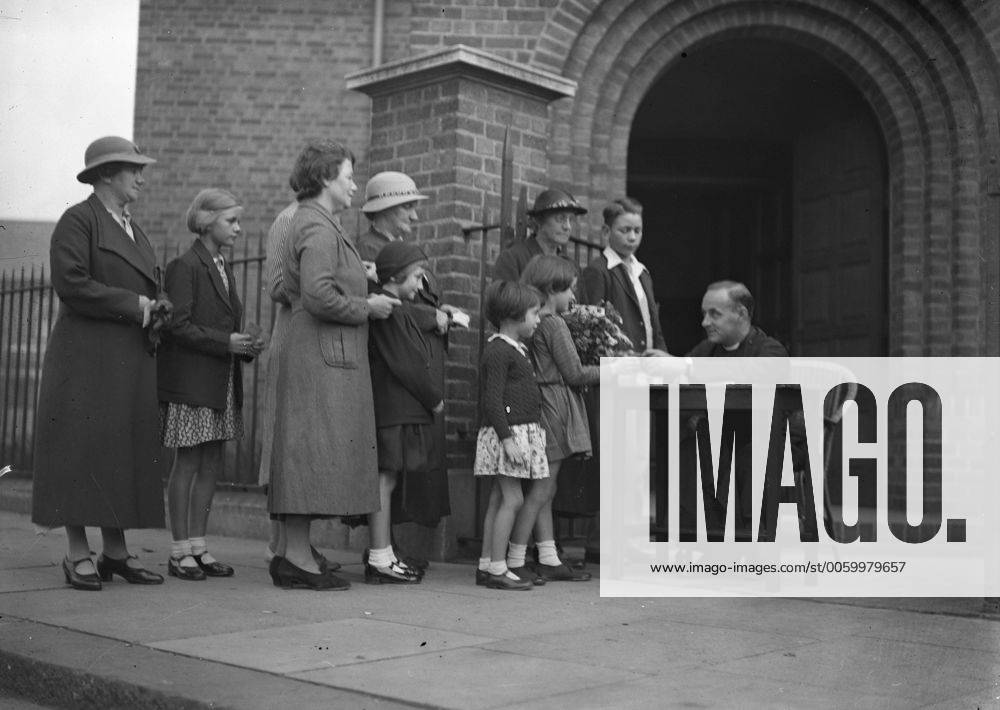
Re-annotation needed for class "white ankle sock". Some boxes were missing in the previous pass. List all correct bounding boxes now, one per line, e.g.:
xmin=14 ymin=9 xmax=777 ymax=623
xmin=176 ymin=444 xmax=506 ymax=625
xmin=369 ymin=546 xmax=393 ymax=567
xmin=487 ymin=560 xmax=508 ymax=576
xmin=478 ymin=556 xmax=491 ymax=571
xmin=537 ymin=540 xmax=560 ymax=566
xmin=507 ymin=542 xmax=527 ymax=569
xmin=171 ymin=540 xmax=197 ymax=567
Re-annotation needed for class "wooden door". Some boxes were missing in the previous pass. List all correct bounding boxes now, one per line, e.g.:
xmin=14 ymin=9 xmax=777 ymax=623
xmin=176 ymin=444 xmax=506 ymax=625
xmin=793 ymin=111 xmax=886 ymax=355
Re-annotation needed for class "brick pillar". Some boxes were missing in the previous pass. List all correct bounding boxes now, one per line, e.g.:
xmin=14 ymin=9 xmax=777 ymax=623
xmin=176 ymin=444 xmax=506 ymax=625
xmin=348 ymin=45 xmax=575 ymax=469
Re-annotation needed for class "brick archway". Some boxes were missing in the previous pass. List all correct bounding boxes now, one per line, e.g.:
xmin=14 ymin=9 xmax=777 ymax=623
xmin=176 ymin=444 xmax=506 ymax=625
xmin=534 ymin=0 xmax=1000 ymax=355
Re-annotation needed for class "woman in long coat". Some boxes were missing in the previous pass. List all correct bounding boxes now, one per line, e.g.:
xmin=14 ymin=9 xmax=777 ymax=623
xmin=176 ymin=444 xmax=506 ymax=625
xmin=267 ymin=140 xmax=399 ymax=591
xmin=32 ymin=136 xmax=168 ymax=590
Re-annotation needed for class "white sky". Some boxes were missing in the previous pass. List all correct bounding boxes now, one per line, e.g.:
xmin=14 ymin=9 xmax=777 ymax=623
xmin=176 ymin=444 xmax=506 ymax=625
xmin=0 ymin=0 xmax=139 ymax=221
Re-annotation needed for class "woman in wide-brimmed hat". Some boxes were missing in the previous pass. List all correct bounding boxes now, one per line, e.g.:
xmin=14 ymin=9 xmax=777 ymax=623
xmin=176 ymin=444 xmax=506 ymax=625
xmin=32 ymin=136 xmax=171 ymax=591
xmin=492 ymin=187 xmax=587 ymax=282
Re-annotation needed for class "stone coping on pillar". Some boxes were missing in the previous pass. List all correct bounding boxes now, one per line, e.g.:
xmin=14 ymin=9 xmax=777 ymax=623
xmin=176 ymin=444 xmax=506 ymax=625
xmin=346 ymin=44 xmax=577 ymax=102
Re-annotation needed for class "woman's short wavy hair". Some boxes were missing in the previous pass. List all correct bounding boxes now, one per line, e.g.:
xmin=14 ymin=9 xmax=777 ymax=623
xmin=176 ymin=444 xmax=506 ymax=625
xmin=185 ymin=188 xmax=241 ymax=234
xmin=484 ymin=281 xmax=542 ymax=329
xmin=289 ymin=140 xmax=355 ymax=201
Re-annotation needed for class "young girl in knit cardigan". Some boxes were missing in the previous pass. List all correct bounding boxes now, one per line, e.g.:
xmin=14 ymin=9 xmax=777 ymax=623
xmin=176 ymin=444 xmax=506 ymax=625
xmin=474 ymin=281 xmax=546 ymax=591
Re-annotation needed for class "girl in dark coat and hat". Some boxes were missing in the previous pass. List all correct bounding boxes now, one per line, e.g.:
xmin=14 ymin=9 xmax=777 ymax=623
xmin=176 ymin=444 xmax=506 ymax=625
xmin=32 ymin=136 xmax=171 ymax=591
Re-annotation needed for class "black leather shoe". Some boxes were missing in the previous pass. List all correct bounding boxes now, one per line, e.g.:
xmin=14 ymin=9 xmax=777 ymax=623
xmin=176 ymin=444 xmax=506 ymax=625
xmin=274 ymin=557 xmax=349 ymax=591
xmin=269 ymin=556 xmax=283 ymax=586
xmin=311 ymin=546 xmax=340 ymax=573
xmin=362 ymin=549 xmax=423 ymax=578
xmin=63 ymin=556 xmax=102 ymax=591
xmin=193 ymin=554 xmax=234 ymax=577
xmin=535 ymin=562 xmax=592 ymax=582
xmin=400 ymin=555 xmax=429 ymax=572
xmin=365 ymin=560 xmax=421 ymax=585
xmin=168 ymin=556 xmax=206 ymax=581
xmin=97 ymin=554 xmax=164 ymax=584
xmin=509 ymin=564 xmax=546 ymax=586
xmin=475 ymin=568 xmax=489 ymax=586
xmin=486 ymin=572 xmax=532 ymax=591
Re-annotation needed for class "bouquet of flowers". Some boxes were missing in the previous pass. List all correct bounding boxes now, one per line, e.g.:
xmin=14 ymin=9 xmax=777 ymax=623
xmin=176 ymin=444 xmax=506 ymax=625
xmin=560 ymin=301 xmax=634 ymax=366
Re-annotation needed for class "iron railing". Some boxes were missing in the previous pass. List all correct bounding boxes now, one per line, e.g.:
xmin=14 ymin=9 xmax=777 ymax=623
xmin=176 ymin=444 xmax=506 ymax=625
xmin=0 ymin=232 xmax=272 ymax=487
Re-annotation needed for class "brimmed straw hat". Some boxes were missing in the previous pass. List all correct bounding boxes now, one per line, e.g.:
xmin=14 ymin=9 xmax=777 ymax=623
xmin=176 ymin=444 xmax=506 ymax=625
xmin=362 ymin=171 xmax=429 ymax=213
xmin=77 ymin=136 xmax=156 ymax=184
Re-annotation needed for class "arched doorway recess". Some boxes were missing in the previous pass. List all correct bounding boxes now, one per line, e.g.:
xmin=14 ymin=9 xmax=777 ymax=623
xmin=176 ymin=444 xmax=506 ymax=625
xmin=536 ymin=0 xmax=1000 ymax=356
xmin=628 ymin=38 xmax=886 ymax=355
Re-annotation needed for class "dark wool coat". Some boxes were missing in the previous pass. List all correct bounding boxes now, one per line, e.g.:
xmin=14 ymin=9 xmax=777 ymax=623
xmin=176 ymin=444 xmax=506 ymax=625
xmin=267 ymin=202 xmax=379 ymax=517
xmin=491 ymin=237 xmax=577 ymax=283
xmin=578 ymin=252 xmax=667 ymax=352
xmin=356 ymin=226 xmax=451 ymax=525
xmin=157 ymin=240 xmax=246 ymax=410
xmin=31 ymin=194 xmax=166 ymax=529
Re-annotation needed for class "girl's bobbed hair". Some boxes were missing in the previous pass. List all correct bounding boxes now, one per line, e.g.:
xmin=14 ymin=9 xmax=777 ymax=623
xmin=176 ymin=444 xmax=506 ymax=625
xmin=484 ymin=280 xmax=542 ymax=329
xmin=520 ymin=254 xmax=577 ymax=295
xmin=289 ymin=140 xmax=355 ymax=201
xmin=185 ymin=188 xmax=241 ymax=234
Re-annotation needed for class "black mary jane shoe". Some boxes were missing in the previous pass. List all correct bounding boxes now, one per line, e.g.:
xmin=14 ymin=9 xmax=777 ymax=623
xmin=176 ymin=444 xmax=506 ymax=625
xmin=63 ymin=556 xmax=102 ymax=591
xmin=364 ymin=559 xmax=421 ymax=585
xmin=274 ymin=556 xmax=350 ymax=591
xmin=168 ymin=555 xmax=206 ymax=581
xmin=97 ymin=554 xmax=164 ymax=585
xmin=193 ymin=554 xmax=234 ymax=577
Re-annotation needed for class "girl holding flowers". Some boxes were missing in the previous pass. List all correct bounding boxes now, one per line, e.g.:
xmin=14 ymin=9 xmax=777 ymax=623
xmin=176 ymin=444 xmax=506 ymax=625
xmin=507 ymin=255 xmax=597 ymax=582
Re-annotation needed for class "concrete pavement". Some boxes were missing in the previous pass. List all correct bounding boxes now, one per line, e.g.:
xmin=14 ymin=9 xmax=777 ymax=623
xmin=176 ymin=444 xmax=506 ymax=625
xmin=0 ymin=509 xmax=998 ymax=709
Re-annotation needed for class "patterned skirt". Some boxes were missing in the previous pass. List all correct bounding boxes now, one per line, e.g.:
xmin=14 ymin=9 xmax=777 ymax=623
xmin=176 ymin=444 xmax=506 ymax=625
xmin=160 ymin=362 xmax=244 ymax=448
xmin=473 ymin=423 xmax=549 ymax=479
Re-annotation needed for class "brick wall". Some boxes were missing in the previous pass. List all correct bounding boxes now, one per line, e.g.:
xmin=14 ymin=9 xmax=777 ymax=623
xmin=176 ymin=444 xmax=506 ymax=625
xmin=399 ymin=0 xmax=555 ymax=64
xmin=134 ymin=0 xmax=375 ymax=250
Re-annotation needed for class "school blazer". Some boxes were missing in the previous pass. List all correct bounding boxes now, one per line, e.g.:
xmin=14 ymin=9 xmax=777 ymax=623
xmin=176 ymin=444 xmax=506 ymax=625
xmin=157 ymin=239 xmax=246 ymax=409
xmin=579 ymin=253 xmax=667 ymax=352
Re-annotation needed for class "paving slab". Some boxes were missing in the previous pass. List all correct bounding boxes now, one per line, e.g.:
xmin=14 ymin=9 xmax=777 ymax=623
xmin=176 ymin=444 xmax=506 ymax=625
xmin=484 ymin=615 xmax=818 ymax=675
xmin=506 ymin=668 xmax=919 ymax=710
xmin=1 ymin=509 xmax=998 ymax=710
xmin=720 ymin=636 xmax=998 ymax=704
xmin=0 ymin=619 xmax=418 ymax=710
xmin=292 ymin=646 xmax=644 ymax=709
xmin=149 ymin=618 xmax=495 ymax=674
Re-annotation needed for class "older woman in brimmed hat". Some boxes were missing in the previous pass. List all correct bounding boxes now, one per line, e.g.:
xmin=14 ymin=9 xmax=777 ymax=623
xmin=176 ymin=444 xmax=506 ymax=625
xmin=492 ymin=187 xmax=587 ymax=282
xmin=356 ymin=172 xmax=466 ymax=568
xmin=32 ymin=136 xmax=170 ymax=591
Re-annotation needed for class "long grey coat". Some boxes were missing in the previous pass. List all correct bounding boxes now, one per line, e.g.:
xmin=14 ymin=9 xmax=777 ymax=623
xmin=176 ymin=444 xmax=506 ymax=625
xmin=31 ymin=194 xmax=166 ymax=529
xmin=267 ymin=201 xmax=379 ymax=516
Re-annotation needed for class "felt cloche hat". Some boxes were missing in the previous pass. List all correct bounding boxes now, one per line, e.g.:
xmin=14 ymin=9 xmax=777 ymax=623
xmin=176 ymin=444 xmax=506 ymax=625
xmin=77 ymin=136 xmax=157 ymax=184
xmin=362 ymin=171 xmax=429 ymax=214
xmin=526 ymin=188 xmax=587 ymax=217
xmin=376 ymin=240 xmax=428 ymax=284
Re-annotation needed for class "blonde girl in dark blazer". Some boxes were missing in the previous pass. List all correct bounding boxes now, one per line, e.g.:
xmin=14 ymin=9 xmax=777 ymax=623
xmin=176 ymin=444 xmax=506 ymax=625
xmin=158 ymin=189 xmax=264 ymax=580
